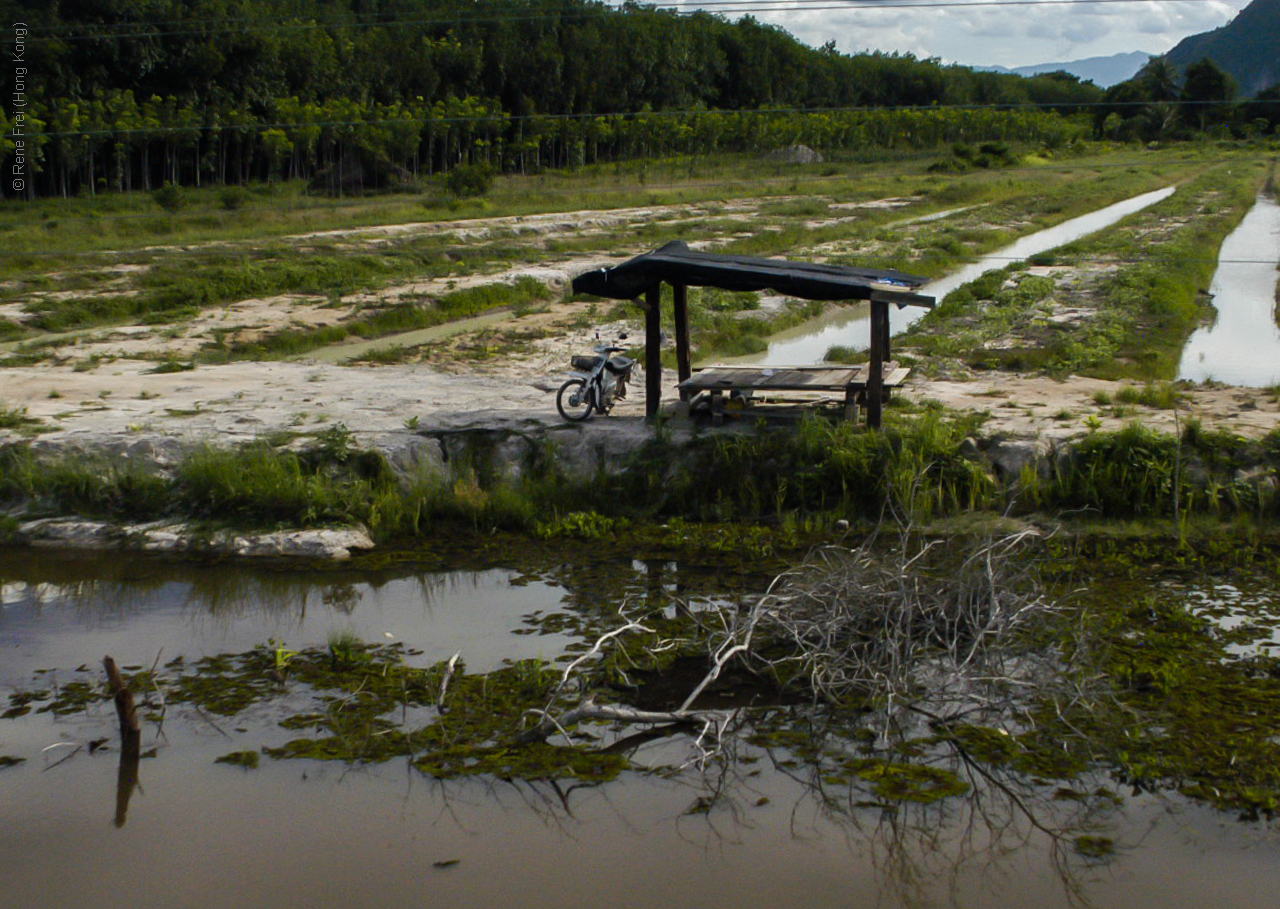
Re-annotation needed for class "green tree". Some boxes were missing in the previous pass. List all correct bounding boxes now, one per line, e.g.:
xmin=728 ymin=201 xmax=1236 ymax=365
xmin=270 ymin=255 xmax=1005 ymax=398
xmin=1181 ymin=58 xmax=1237 ymax=132
xmin=1136 ymin=58 xmax=1181 ymax=103
xmin=1251 ymin=83 xmax=1280 ymax=134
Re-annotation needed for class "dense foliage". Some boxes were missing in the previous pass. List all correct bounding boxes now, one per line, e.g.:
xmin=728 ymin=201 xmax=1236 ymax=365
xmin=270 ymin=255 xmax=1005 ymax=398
xmin=1094 ymin=55 xmax=1280 ymax=141
xmin=2 ymin=0 xmax=1102 ymax=197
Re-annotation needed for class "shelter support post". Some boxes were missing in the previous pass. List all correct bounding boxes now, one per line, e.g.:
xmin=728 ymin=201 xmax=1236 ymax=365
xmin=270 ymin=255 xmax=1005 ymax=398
xmin=645 ymin=286 xmax=662 ymax=419
xmin=867 ymin=299 xmax=888 ymax=429
xmin=673 ymin=283 xmax=692 ymax=393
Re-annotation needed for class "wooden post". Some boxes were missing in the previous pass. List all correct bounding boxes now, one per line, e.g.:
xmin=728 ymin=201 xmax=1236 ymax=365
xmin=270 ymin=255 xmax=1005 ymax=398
xmin=645 ymin=285 xmax=662 ymax=419
xmin=673 ymin=283 xmax=692 ymax=396
xmin=879 ymin=298 xmax=892 ymax=366
xmin=104 ymin=655 xmax=140 ymax=742
xmin=867 ymin=299 xmax=888 ymax=429
xmin=104 ymin=656 xmax=141 ymax=827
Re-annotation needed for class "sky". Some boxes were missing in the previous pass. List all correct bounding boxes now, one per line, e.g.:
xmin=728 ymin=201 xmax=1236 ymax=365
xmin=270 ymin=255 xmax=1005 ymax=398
xmin=671 ymin=0 xmax=1254 ymax=69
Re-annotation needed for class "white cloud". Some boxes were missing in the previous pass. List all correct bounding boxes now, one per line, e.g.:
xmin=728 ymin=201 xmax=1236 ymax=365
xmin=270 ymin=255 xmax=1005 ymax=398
xmin=781 ymin=9 xmax=937 ymax=58
xmin=1060 ymin=19 xmax=1112 ymax=45
xmin=968 ymin=11 xmax=1022 ymax=39
xmin=736 ymin=0 xmax=1252 ymax=69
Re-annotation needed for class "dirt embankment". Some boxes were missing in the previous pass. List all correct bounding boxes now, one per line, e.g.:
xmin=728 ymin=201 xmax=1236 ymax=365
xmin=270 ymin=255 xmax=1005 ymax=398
xmin=4 ymin=338 xmax=1280 ymax=457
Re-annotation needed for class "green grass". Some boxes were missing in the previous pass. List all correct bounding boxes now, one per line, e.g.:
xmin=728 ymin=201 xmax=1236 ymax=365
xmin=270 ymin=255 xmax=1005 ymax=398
xmin=0 ymin=145 xmax=1210 ymax=277
xmin=717 ymin=145 xmax=1210 ymax=273
xmin=0 ymin=143 xmax=1241 ymax=375
xmin=0 ymin=405 xmax=42 ymax=432
xmin=1012 ymin=421 xmax=1280 ymax=519
xmin=204 ymin=277 xmax=554 ymax=361
xmin=1114 ymin=382 xmax=1183 ymax=409
xmin=900 ymin=154 xmax=1272 ymax=380
xmin=0 ymin=411 xmax=983 ymax=534
xmin=0 ymin=152 xmax=917 ymax=272
xmin=824 ymin=344 xmax=867 ymax=364
xmin=3 ymin=405 xmax=1280 ymax=542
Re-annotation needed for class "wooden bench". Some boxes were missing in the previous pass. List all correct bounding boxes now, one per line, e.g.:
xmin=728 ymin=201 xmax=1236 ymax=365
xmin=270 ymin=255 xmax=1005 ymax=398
xmin=678 ymin=363 xmax=910 ymax=423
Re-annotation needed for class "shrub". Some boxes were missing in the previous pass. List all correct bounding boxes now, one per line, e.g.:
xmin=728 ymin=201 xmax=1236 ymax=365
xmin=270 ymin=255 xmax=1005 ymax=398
xmin=152 ymin=183 xmax=188 ymax=213
xmin=444 ymin=163 xmax=493 ymax=199
xmin=218 ymin=186 xmax=249 ymax=211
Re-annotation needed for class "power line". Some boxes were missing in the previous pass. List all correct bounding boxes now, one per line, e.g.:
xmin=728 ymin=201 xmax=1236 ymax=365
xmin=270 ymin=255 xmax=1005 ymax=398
xmin=17 ymin=0 xmax=1229 ymax=30
xmin=16 ymin=0 xmax=1235 ymax=41
xmin=0 ymin=161 xmax=1267 ymax=257
xmin=12 ymin=98 xmax=1272 ymax=141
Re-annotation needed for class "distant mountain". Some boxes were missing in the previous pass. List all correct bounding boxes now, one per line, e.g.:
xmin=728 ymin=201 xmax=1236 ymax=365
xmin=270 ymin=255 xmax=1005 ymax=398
xmin=978 ymin=52 xmax=1151 ymax=88
xmin=1012 ymin=52 xmax=1152 ymax=88
xmin=1165 ymin=0 xmax=1280 ymax=96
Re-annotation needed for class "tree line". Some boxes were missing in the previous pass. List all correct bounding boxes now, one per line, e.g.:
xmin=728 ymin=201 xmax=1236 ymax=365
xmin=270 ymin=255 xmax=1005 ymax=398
xmin=1094 ymin=56 xmax=1280 ymax=142
xmin=1 ymin=94 xmax=1093 ymax=199
xmin=3 ymin=0 xmax=1244 ymax=199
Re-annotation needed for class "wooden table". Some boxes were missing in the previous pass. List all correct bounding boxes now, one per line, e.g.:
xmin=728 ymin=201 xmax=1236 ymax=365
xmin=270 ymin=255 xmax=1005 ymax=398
xmin=678 ymin=363 xmax=910 ymax=423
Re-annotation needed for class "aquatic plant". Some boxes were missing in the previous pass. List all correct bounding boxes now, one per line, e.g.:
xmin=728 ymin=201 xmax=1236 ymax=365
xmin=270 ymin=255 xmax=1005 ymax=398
xmin=214 ymin=750 xmax=261 ymax=769
xmin=325 ymin=630 xmax=366 ymax=668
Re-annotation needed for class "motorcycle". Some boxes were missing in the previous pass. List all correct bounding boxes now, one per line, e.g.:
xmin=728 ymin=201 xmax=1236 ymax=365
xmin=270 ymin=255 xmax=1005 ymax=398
xmin=556 ymin=333 xmax=635 ymax=421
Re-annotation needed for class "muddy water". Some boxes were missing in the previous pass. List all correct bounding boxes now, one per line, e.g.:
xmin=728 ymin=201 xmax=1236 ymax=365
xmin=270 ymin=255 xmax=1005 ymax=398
xmin=1177 ymin=194 xmax=1280 ymax=386
xmin=4 ymin=547 xmax=1280 ymax=909
xmin=728 ymin=186 xmax=1178 ymax=367
xmin=0 ymin=560 xmax=577 ymax=678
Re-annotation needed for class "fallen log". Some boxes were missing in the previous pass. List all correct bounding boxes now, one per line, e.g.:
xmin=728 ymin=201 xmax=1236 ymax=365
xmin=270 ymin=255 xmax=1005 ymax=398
xmin=517 ymin=697 xmax=728 ymax=744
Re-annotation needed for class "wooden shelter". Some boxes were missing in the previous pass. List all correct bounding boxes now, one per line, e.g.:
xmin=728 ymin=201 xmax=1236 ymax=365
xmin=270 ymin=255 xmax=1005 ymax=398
xmin=571 ymin=241 xmax=935 ymax=427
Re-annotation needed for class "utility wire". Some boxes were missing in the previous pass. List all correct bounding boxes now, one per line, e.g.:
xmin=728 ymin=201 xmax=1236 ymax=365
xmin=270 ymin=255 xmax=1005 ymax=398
xmin=0 ymin=152 xmax=1248 ymax=226
xmin=1 ymin=189 xmax=1276 ymax=263
xmin=16 ymin=0 xmax=1234 ymax=30
xmin=13 ymin=98 xmax=1273 ymax=141
xmin=15 ymin=0 xmax=1240 ymax=41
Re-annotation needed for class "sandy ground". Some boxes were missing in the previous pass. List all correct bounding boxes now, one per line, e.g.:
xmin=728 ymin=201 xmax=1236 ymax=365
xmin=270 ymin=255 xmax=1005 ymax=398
xmin=4 ymin=332 xmax=1280 ymax=452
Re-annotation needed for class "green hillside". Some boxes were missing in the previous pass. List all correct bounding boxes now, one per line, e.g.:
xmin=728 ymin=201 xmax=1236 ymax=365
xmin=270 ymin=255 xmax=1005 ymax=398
xmin=1166 ymin=0 xmax=1280 ymax=96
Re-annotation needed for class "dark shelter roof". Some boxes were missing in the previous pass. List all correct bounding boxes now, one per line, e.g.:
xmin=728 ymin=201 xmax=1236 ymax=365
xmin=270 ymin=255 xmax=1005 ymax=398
xmin=572 ymin=240 xmax=931 ymax=303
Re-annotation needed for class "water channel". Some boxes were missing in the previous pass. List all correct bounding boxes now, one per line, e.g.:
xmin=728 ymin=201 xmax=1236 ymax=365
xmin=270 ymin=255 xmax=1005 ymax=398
xmin=727 ymin=186 xmax=1179 ymax=367
xmin=1177 ymin=193 xmax=1280 ymax=387
xmin=4 ymin=546 xmax=1280 ymax=909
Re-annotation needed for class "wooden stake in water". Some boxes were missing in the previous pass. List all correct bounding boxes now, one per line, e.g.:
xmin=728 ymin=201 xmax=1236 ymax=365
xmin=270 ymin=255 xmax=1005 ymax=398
xmin=103 ymin=656 xmax=141 ymax=827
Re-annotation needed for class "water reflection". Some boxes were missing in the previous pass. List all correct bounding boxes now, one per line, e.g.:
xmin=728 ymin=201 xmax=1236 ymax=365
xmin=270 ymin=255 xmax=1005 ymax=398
xmin=765 ymin=750 xmax=1112 ymax=908
xmin=0 ymin=547 xmax=763 ymax=682
xmin=1177 ymin=194 xmax=1280 ymax=386
xmin=540 ymin=714 xmax=1121 ymax=908
xmin=0 ymin=553 xmax=574 ymax=680
xmin=6 ymin=548 xmax=1280 ymax=908
xmin=730 ymin=187 xmax=1177 ymax=367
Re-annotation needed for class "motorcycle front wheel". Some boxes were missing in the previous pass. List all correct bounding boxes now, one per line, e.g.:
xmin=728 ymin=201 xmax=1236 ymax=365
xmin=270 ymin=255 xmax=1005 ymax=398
xmin=556 ymin=378 xmax=595 ymax=421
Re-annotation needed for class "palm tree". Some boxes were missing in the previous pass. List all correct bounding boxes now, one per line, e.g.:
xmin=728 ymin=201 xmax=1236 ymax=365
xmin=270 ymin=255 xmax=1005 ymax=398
xmin=1136 ymin=57 xmax=1181 ymax=103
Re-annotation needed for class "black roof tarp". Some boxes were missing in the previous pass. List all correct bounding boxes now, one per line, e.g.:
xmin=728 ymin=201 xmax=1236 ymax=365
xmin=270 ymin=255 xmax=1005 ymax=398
xmin=572 ymin=240 xmax=930 ymax=303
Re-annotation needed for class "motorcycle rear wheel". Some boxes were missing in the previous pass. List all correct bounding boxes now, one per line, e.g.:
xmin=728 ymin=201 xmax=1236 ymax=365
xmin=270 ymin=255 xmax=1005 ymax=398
xmin=556 ymin=378 xmax=595 ymax=421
